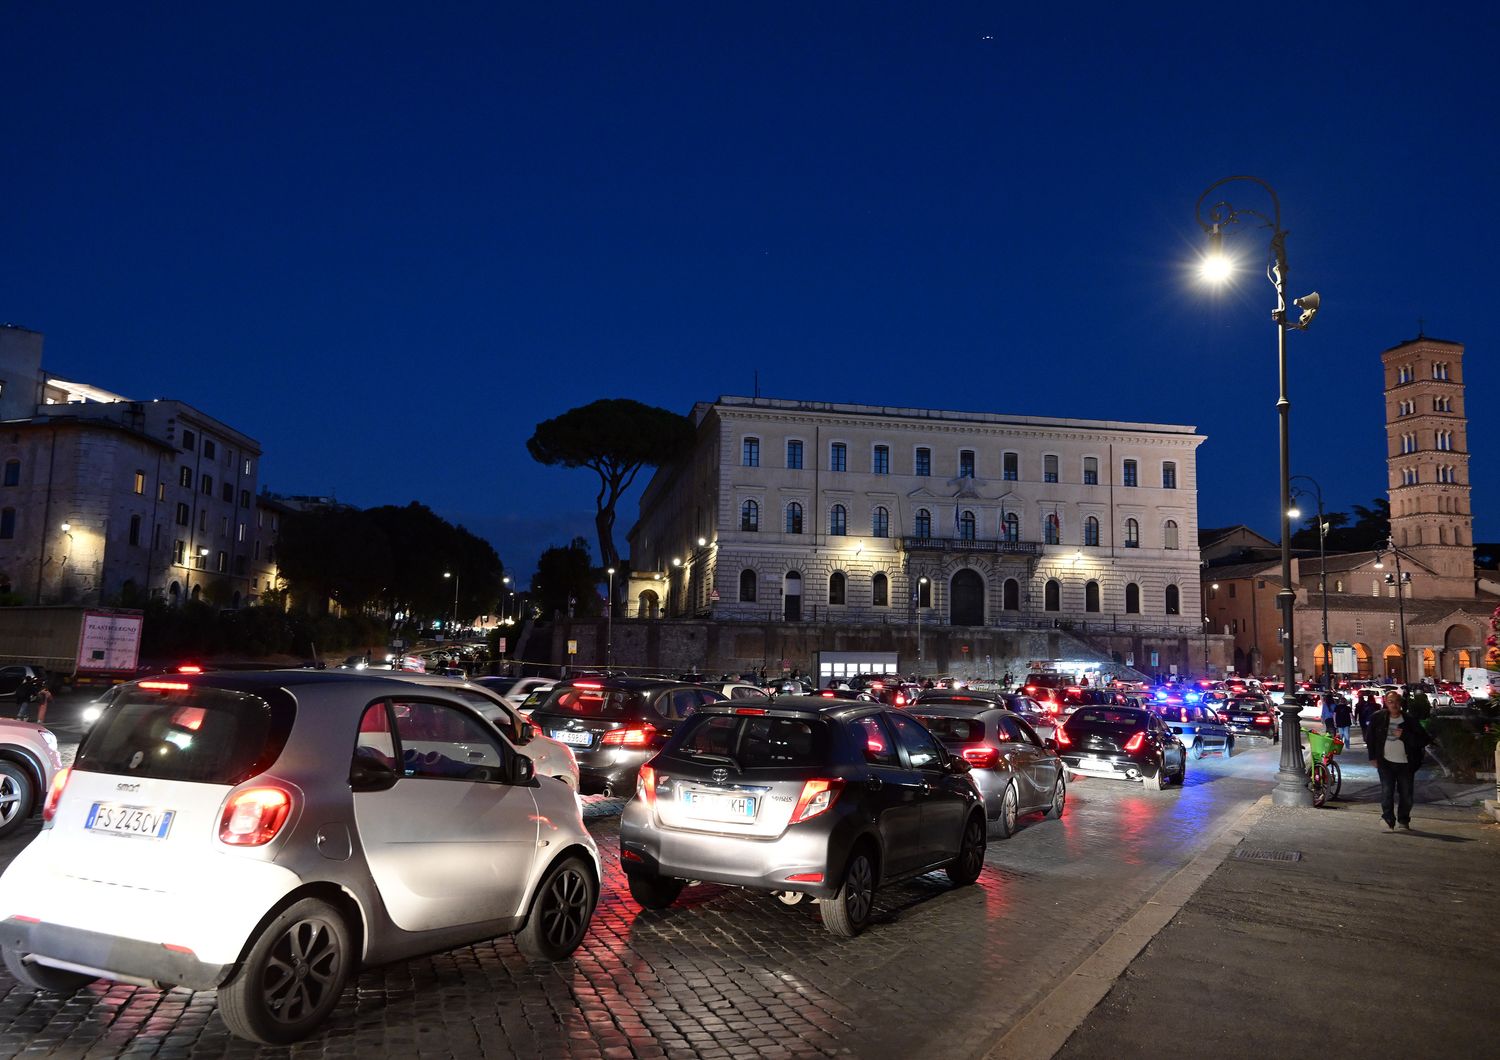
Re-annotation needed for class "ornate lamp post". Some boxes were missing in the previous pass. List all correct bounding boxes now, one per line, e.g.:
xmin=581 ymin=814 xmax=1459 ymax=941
xmin=1375 ymin=541 xmax=1412 ymax=690
xmin=606 ymin=566 xmax=616 ymax=670
xmin=1196 ymin=175 xmax=1320 ymax=806
xmin=916 ymin=576 xmax=929 ymax=675
xmin=443 ymin=570 xmax=459 ymax=632
xmin=1289 ymin=475 xmax=1332 ymax=690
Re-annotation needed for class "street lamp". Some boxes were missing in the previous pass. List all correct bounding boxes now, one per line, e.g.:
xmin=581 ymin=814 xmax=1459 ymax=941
xmin=443 ymin=571 xmax=459 ymax=632
xmin=501 ymin=575 xmax=511 ymax=622
xmin=1196 ymin=175 xmax=1320 ymax=807
xmin=1290 ymin=475 xmax=1332 ymax=691
xmin=1377 ymin=539 xmax=1412 ymax=689
xmin=1203 ymin=615 xmax=1212 ymax=677
xmin=915 ymin=576 xmax=929 ymax=674
xmin=606 ymin=567 xmax=616 ymax=670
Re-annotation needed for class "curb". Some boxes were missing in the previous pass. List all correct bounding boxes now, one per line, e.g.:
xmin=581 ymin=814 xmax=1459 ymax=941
xmin=979 ymin=793 xmax=1271 ymax=1060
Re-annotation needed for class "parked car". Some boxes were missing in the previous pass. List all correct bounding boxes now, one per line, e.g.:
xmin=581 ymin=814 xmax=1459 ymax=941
xmin=695 ymin=681 xmax=773 ymax=702
xmin=914 ymin=689 xmax=1058 ymax=739
xmin=0 ymin=719 xmax=62 ymax=838
xmin=618 ymin=697 xmax=986 ymax=936
xmin=1219 ymin=693 xmax=1280 ymax=742
xmin=906 ymin=703 xmax=1064 ymax=837
xmin=1054 ymin=706 xmax=1186 ymax=790
xmin=0 ymin=671 xmax=599 ymax=1045
xmin=473 ymin=675 xmax=558 ymax=709
xmin=528 ymin=678 xmax=728 ymax=795
xmin=1150 ymin=702 xmax=1233 ymax=759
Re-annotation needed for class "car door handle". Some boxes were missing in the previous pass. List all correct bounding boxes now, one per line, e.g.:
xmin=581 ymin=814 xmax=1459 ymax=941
xmin=866 ymin=777 xmax=884 ymax=792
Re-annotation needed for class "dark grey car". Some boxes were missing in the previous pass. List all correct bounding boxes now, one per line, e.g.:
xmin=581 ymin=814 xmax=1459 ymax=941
xmin=618 ymin=697 xmax=987 ymax=936
xmin=907 ymin=704 xmax=1065 ymax=837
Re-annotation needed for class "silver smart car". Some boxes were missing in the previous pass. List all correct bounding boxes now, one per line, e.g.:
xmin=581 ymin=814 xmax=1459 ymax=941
xmin=0 ymin=671 xmax=600 ymax=1045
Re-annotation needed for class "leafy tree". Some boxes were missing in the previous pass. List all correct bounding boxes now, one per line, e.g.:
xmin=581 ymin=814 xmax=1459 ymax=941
xmin=527 ymin=399 xmax=696 ymax=573
xmin=533 ymin=537 xmax=603 ymax=619
xmin=1290 ymin=499 xmax=1390 ymax=553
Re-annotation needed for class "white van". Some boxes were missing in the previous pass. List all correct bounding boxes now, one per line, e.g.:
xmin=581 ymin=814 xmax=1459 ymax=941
xmin=1461 ymin=667 xmax=1500 ymax=701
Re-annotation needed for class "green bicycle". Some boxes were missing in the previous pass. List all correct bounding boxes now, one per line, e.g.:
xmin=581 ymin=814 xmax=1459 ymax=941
xmin=1301 ymin=728 xmax=1343 ymax=807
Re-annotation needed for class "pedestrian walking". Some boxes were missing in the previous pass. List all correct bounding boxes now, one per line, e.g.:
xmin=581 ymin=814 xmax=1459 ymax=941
xmin=1367 ymin=690 xmax=1432 ymax=831
xmin=1333 ymin=694 xmax=1352 ymax=748
xmin=1355 ymin=689 xmax=1381 ymax=743
xmin=1320 ymin=693 xmax=1337 ymax=735
xmin=29 ymin=686 xmax=52 ymax=725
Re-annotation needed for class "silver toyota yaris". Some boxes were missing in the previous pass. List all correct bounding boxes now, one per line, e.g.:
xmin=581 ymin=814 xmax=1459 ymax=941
xmin=0 ymin=670 xmax=600 ymax=1045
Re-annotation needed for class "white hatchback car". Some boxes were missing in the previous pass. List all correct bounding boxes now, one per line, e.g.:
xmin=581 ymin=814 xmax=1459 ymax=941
xmin=0 ymin=719 xmax=62 ymax=838
xmin=0 ymin=671 xmax=600 ymax=1045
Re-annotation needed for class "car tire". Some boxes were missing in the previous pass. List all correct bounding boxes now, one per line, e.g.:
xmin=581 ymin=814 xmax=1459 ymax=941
xmin=626 ymin=871 xmax=684 ymax=911
xmin=1191 ymin=740 xmax=1205 ymax=761
xmin=2 ymin=946 xmax=93 ymax=993
xmin=1043 ymin=775 xmax=1066 ymax=818
xmin=821 ymin=848 xmax=876 ymax=937
xmin=946 ymin=814 xmax=986 ymax=887
xmin=0 ymin=762 xmax=36 ymax=839
xmin=1146 ymin=765 xmax=1168 ymax=791
xmin=516 ymin=855 xmax=596 ymax=961
xmin=1224 ymin=737 xmax=1234 ymax=758
xmin=217 ymin=897 xmax=352 ymax=1046
xmin=992 ymin=782 xmax=1018 ymax=840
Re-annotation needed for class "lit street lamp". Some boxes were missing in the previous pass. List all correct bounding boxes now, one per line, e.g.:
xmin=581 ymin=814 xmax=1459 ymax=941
xmin=501 ymin=575 xmax=511 ymax=622
xmin=606 ymin=566 xmax=616 ymax=670
xmin=443 ymin=570 xmax=459 ymax=632
xmin=1196 ymin=175 xmax=1320 ymax=807
xmin=1375 ymin=542 xmax=1412 ymax=688
xmin=915 ymin=576 xmax=929 ymax=674
xmin=1289 ymin=475 xmax=1331 ymax=691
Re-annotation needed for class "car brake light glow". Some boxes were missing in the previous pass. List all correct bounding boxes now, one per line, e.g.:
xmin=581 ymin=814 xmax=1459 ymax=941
xmin=1124 ymin=732 xmax=1146 ymax=753
xmin=621 ymin=847 xmax=643 ymax=862
xmin=735 ymin=707 xmax=768 ymax=715
xmin=819 ymin=690 xmax=836 ymax=697
xmin=219 ymin=787 xmax=293 ymax=846
xmin=11 ymin=915 xmax=39 ymax=924
xmin=176 ymin=664 xmax=203 ymax=674
xmin=790 ymin=778 xmax=843 ymax=823
xmin=601 ymin=723 xmax=656 ymax=747
xmin=962 ymin=746 xmax=1000 ymax=769
xmin=42 ymin=768 xmax=70 ymax=823
xmin=573 ymin=681 xmax=603 ymax=689
xmin=785 ymin=872 xmax=824 ymax=883
xmin=637 ymin=765 xmax=658 ymax=809
xmin=1255 ymin=715 xmax=1272 ymax=725
xmin=140 ymin=680 xmax=191 ymax=692
xmin=894 ymin=692 xmax=907 ymax=706
xmin=1054 ymin=728 xmax=1071 ymax=747
xmin=1179 ymin=708 xmax=1188 ymax=723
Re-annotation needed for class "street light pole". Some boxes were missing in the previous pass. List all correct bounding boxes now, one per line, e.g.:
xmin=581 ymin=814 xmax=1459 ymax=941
xmin=606 ymin=567 xmax=615 ymax=671
xmin=916 ymin=576 xmax=929 ymax=675
xmin=443 ymin=571 xmax=459 ymax=632
xmin=1197 ymin=175 xmax=1320 ymax=807
xmin=1290 ymin=476 xmax=1331 ymax=691
xmin=1379 ymin=539 xmax=1412 ymax=689
xmin=1203 ymin=615 xmax=1211 ymax=677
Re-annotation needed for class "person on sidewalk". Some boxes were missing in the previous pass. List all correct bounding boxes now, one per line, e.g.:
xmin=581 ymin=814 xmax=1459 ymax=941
xmin=1333 ymin=694 xmax=1353 ymax=748
xmin=1320 ymin=693 xmax=1337 ymax=736
xmin=1367 ymin=690 xmax=1432 ymax=830
xmin=1355 ymin=689 xmax=1381 ymax=743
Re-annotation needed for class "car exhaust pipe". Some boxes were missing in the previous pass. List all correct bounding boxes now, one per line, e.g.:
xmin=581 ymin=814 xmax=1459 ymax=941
xmin=1125 ymin=769 xmax=1140 ymax=780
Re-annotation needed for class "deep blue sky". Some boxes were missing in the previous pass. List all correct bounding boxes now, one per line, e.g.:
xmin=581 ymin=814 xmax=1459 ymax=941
xmin=4 ymin=3 xmax=1496 ymax=582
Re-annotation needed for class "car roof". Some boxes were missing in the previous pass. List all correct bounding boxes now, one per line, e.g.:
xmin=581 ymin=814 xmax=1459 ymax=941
xmin=698 ymin=694 xmax=881 ymax=720
xmin=906 ymin=703 xmax=1005 ymax=719
xmin=555 ymin=676 xmax=680 ymax=690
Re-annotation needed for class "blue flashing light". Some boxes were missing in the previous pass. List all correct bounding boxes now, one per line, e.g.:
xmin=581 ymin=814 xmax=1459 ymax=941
xmin=1155 ymin=690 xmax=1168 ymax=701
xmin=1185 ymin=692 xmax=1202 ymax=703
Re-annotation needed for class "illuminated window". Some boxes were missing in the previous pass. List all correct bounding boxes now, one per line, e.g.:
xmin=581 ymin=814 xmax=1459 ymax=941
xmin=201 ymin=474 xmax=214 ymax=496
xmin=179 ymin=466 xmax=192 ymax=488
xmin=914 ymin=509 xmax=931 ymax=537
xmin=133 ymin=471 xmax=146 ymax=495
xmin=740 ymin=499 xmax=759 ymax=531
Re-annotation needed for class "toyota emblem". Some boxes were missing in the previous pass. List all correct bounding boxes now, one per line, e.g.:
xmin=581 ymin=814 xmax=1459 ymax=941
xmin=711 ymin=768 xmax=729 ymax=784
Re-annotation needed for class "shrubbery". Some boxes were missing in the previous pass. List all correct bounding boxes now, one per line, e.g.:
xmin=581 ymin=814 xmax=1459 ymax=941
xmin=139 ymin=601 xmax=389 ymax=662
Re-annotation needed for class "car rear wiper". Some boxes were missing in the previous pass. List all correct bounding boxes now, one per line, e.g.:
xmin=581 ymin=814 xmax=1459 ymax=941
xmin=685 ymin=752 xmax=742 ymax=772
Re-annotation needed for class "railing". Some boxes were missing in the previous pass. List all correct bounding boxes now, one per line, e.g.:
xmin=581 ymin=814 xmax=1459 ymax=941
xmin=899 ymin=536 xmax=1041 ymax=556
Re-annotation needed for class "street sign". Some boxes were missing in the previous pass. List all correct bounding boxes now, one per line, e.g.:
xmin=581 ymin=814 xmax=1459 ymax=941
xmin=1150 ymin=651 xmax=1159 ymax=668
xmin=567 ymin=639 xmax=578 ymax=656
xmin=497 ymin=638 xmax=507 ymax=653
xmin=389 ymin=639 xmax=406 ymax=650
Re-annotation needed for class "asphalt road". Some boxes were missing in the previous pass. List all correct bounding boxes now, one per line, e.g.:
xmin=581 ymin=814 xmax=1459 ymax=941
xmin=0 ymin=697 xmax=1290 ymax=1059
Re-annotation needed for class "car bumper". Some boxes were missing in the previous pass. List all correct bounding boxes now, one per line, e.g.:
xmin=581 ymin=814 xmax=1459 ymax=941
xmin=0 ymin=917 xmax=230 ymax=991
xmin=1225 ymin=720 xmax=1276 ymax=736
xmin=1060 ymin=752 xmax=1158 ymax=781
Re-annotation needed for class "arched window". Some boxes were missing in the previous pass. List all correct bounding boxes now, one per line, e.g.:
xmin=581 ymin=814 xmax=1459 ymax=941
xmin=739 ymin=569 xmax=758 ymax=602
xmin=1044 ymin=579 xmax=1061 ymax=611
xmin=872 ymin=572 xmax=889 ymax=607
xmin=914 ymin=508 xmax=932 ymax=537
xmin=959 ymin=510 xmax=976 ymax=540
xmin=829 ymin=570 xmax=846 ymax=605
xmin=740 ymin=499 xmax=759 ymax=531
xmin=872 ymin=506 xmax=890 ymax=538
xmin=1335 ymin=579 xmax=1344 ymax=593
xmin=1084 ymin=516 xmax=1100 ymax=547
xmin=1003 ymin=578 xmax=1020 ymax=611
xmin=1044 ymin=513 xmax=1061 ymax=545
xmin=1003 ymin=512 xmax=1019 ymax=542
xmin=829 ymin=504 xmax=847 ymax=536
xmin=1164 ymin=519 xmax=1179 ymax=550
xmin=1125 ymin=582 xmax=1140 ymax=614
xmin=1165 ymin=584 xmax=1180 ymax=615
xmin=1124 ymin=518 xmax=1140 ymax=548
xmin=785 ymin=502 xmax=803 ymax=534
xmin=1085 ymin=580 xmax=1100 ymax=612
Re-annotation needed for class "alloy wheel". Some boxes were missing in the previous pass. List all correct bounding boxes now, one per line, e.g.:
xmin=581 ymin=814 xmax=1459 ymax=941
xmin=960 ymin=819 xmax=985 ymax=877
xmin=537 ymin=866 xmax=591 ymax=950
xmin=844 ymin=855 xmax=874 ymax=924
xmin=1002 ymin=785 xmax=1018 ymax=834
xmin=0 ymin=776 xmax=21 ymax=825
xmin=261 ymin=917 xmax=341 ymax=1025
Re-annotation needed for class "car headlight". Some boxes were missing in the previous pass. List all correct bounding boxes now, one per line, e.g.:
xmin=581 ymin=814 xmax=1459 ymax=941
xmin=82 ymin=705 xmax=103 ymax=725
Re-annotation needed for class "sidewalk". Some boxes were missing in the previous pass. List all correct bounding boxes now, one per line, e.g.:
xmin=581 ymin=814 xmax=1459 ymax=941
xmin=1052 ymin=794 xmax=1500 ymax=1059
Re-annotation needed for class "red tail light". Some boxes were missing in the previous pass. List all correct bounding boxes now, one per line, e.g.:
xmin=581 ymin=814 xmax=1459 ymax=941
xmin=736 ymin=707 xmax=768 ymax=715
xmin=1255 ymin=715 xmax=1273 ymax=725
xmin=961 ymin=746 xmax=1000 ymax=769
xmin=219 ymin=787 xmax=292 ymax=846
xmin=139 ymin=680 xmax=191 ymax=692
xmin=573 ymin=681 xmax=603 ymax=689
xmin=790 ymin=778 xmax=843 ymax=823
xmin=1124 ymin=732 xmax=1146 ymax=753
xmin=176 ymin=664 xmax=203 ymax=674
xmin=894 ymin=692 xmax=907 ymax=706
xmin=637 ymin=765 xmax=658 ymax=809
xmin=1054 ymin=728 xmax=1071 ymax=747
xmin=602 ymin=723 xmax=656 ymax=747
xmin=42 ymin=768 xmax=70 ymax=823
xmin=785 ymin=872 xmax=824 ymax=883
xmin=819 ymin=690 xmax=836 ymax=697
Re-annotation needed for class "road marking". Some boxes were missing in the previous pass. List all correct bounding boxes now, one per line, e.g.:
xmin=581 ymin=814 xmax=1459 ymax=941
xmin=980 ymin=793 xmax=1271 ymax=1060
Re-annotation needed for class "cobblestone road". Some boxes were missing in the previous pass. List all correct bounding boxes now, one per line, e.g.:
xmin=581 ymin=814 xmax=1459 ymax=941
xmin=0 ymin=730 xmax=1281 ymax=1059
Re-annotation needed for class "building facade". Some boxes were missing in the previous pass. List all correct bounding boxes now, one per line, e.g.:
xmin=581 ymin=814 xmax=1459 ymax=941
xmin=629 ymin=397 xmax=1207 ymax=637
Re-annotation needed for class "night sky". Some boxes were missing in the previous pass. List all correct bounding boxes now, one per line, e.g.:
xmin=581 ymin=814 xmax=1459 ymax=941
xmin=4 ymin=3 xmax=1496 ymax=583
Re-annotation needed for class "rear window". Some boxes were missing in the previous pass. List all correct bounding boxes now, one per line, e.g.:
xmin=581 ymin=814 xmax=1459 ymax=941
xmin=911 ymin=714 xmax=984 ymax=743
xmin=75 ymin=684 xmax=295 ymax=785
xmin=537 ymin=685 xmax=648 ymax=717
xmin=672 ymin=713 xmax=830 ymax=768
xmin=1070 ymin=708 xmax=1145 ymax=727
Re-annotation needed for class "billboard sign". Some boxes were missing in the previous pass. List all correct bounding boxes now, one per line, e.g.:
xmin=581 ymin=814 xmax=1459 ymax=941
xmin=78 ymin=611 xmax=144 ymax=672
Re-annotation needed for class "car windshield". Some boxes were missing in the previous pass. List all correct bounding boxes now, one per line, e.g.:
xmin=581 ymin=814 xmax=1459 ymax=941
xmin=672 ymin=713 xmax=830 ymax=768
xmin=910 ymin=714 xmax=984 ymax=742
xmin=537 ymin=685 xmax=647 ymax=717
xmin=1070 ymin=708 xmax=1145 ymax=727
xmin=75 ymin=684 xmax=294 ymax=785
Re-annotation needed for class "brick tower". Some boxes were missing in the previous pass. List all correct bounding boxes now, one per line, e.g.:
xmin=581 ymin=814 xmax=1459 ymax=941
xmin=1381 ymin=335 xmax=1473 ymax=597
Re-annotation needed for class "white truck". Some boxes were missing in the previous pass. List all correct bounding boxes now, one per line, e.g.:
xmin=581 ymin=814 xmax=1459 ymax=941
xmin=1461 ymin=667 xmax=1500 ymax=702
xmin=0 ymin=606 xmax=144 ymax=690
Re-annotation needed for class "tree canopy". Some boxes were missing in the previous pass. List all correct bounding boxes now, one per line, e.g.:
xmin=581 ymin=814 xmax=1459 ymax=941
xmin=532 ymin=536 xmax=603 ymax=619
xmin=1291 ymin=497 xmax=1391 ymax=552
xmin=527 ymin=399 xmax=696 ymax=571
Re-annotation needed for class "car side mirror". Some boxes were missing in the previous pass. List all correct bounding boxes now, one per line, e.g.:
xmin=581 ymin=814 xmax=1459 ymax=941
xmin=1043 ymin=737 xmax=1057 ymax=751
xmin=349 ymin=755 xmax=400 ymax=793
xmin=947 ymin=755 xmax=972 ymax=775
xmin=517 ymin=720 xmax=537 ymax=745
xmin=510 ymin=753 xmax=536 ymax=786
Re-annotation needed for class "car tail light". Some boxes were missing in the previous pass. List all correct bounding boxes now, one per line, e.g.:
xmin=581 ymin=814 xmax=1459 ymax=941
xmin=1255 ymin=715 xmax=1272 ymax=725
xmin=139 ymin=680 xmax=191 ymax=692
xmin=1179 ymin=708 xmax=1188 ymax=723
xmin=637 ymin=765 xmax=658 ymax=809
xmin=736 ymin=707 xmax=768 ymax=715
xmin=819 ymin=690 xmax=836 ymax=697
xmin=602 ymin=723 xmax=656 ymax=747
xmin=176 ymin=664 xmax=203 ymax=674
xmin=1054 ymin=727 xmax=1071 ymax=747
xmin=1024 ymin=685 xmax=1037 ymax=694
xmin=574 ymin=681 xmax=603 ymax=689
xmin=219 ymin=787 xmax=293 ymax=846
xmin=962 ymin=746 xmax=1000 ymax=769
xmin=42 ymin=768 xmax=70 ymax=823
xmin=1124 ymin=732 xmax=1146 ymax=753
xmin=790 ymin=779 xmax=843 ymax=823
xmin=785 ymin=872 xmax=824 ymax=883
xmin=894 ymin=692 xmax=907 ymax=706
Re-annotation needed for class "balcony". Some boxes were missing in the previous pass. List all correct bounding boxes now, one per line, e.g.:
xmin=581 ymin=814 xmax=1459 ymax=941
xmin=900 ymin=536 xmax=1041 ymax=556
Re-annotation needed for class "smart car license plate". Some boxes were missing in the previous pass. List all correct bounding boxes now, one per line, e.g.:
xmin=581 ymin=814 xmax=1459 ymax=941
xmin=681 ymin=790 xmax=758 ymax=820
xmin=85 ymin=802 xmax=175 ymax=839
xmin=550 ymin=729 xmax=592 ymax=747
